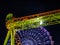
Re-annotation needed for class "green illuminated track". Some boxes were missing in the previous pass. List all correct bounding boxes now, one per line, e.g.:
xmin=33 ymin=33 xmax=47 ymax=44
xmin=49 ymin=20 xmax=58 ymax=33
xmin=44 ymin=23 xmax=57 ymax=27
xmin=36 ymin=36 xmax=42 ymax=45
xmin=7 ymin=12 xmax=60 ymax=30
xmin=4 ymin=10 xmax=60 ymax=45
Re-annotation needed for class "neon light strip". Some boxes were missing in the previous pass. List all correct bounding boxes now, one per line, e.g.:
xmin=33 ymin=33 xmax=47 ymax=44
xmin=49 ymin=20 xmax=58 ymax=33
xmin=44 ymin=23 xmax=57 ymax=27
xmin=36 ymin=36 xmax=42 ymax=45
xmin=7 ymin=12 xmax=60 ymax=30
xmin=4 ymin=31 xmax=11 ymax=45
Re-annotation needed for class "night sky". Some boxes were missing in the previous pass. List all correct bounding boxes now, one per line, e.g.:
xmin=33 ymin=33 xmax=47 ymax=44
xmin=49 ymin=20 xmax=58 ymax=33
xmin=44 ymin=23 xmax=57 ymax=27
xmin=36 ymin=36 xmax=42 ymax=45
xmin=0 ymin=0 xmax=60 ymax=45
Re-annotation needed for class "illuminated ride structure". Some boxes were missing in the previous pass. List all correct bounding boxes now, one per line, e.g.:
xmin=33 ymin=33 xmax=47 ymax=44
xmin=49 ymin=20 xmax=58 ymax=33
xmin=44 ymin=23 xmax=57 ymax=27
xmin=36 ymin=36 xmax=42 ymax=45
xmin=4 ymin=9 xmax=60 ymax=45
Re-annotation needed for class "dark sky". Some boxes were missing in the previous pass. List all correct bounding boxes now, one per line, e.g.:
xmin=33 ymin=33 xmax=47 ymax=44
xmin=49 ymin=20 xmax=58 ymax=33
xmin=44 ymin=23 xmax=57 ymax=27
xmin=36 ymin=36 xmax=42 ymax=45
xmin=0 ymin=0 xmax=60 ymax=45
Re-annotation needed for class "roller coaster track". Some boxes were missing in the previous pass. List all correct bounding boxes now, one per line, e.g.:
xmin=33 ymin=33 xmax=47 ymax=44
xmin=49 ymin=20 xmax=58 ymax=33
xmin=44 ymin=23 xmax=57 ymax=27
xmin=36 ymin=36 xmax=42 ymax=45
xmin=4 ymin=9 xmax=60 ymax=45
xmin=6 ymin=9 xmax=60 ymax=30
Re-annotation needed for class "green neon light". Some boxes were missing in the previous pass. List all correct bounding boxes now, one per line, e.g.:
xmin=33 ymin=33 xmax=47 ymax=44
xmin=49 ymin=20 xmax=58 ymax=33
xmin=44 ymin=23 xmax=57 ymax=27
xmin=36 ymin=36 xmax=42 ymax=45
xmin=11 ymin=30 xmax=15 ymax=45
xmin=4 ymin=11 xmax=60 ymax=45
xmin=6 ymin=13 xmax=13 ymax=21
xmin=8 ymin=12 xmax=60 ymax=30
xmin=3 ymin=31 xmax=11 ymax=45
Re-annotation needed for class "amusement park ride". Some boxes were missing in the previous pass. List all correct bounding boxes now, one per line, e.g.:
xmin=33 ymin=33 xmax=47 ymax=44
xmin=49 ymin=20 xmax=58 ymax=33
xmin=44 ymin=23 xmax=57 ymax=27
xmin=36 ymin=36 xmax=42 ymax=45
xmin=4 ymin=9 xmax=60 ymax=45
